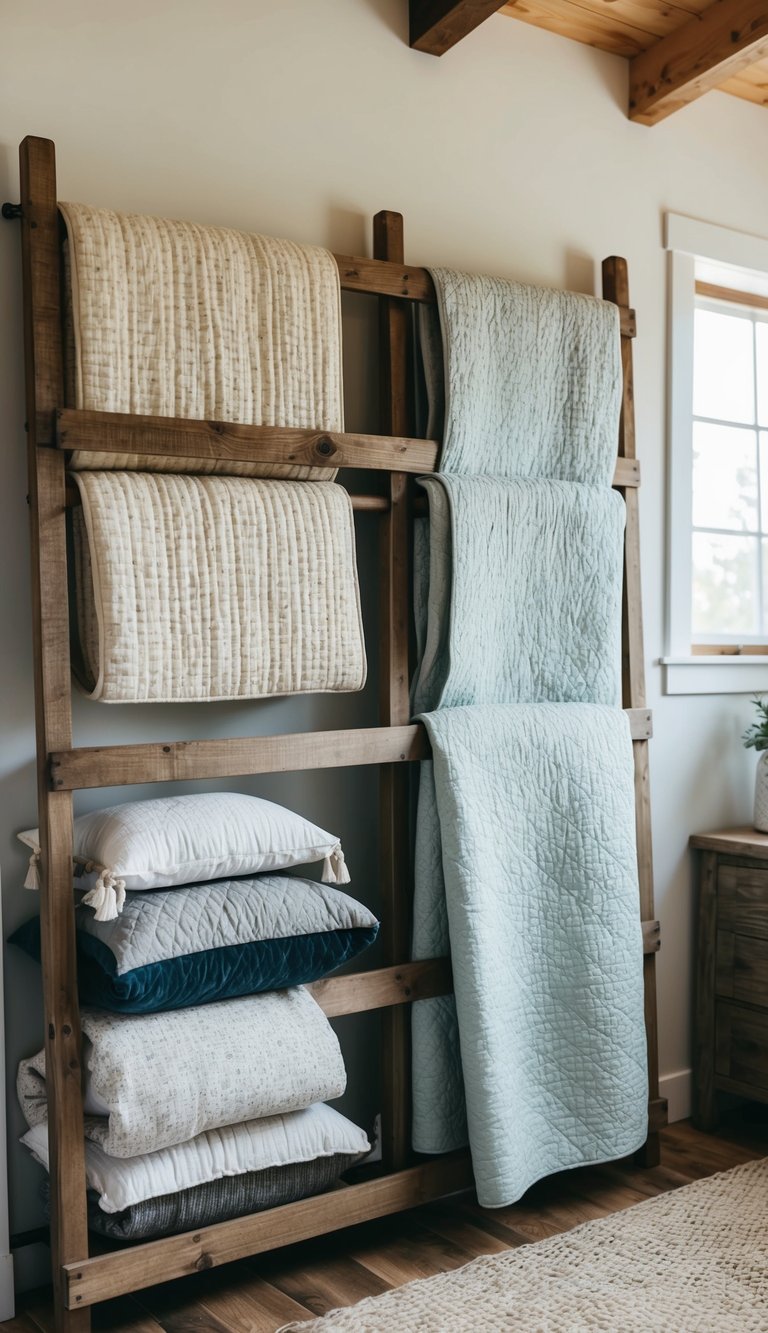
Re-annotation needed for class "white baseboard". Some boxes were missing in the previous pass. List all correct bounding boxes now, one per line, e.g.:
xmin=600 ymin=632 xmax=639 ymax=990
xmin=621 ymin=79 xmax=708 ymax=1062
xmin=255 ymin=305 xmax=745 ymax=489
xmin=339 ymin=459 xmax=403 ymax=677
xmin=660 ymin=1068 xmax=692 ymax=1123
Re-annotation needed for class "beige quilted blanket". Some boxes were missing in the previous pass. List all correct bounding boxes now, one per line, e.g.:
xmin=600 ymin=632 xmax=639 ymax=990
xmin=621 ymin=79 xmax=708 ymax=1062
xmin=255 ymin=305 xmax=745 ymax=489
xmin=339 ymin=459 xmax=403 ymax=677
xmin=71 ymin=472 xmax=366 ymax=702
xmin=60 ymin=202 xmax=343 ymax=480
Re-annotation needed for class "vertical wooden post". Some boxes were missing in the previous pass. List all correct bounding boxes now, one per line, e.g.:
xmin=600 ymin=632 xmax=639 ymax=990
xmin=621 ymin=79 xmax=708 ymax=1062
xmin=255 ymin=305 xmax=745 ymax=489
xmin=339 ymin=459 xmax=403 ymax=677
xmin=19 ymin=135 xmax=90 ymax=1331
xmin=373 ymin=211 xmax=412 ymax=1171
xmin=602 ymin=256 xmax=663 ymax=1168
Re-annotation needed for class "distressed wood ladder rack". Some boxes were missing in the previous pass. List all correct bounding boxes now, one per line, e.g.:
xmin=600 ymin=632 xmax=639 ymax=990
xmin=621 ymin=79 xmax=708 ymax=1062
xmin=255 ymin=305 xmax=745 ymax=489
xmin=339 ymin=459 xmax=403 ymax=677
xmin=12 ymin=134 xmax=665 ymax=1330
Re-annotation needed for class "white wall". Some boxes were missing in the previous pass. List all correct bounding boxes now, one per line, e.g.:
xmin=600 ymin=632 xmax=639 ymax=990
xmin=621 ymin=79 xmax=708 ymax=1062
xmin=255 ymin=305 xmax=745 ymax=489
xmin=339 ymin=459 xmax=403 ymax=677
xmin=2 ymin=0 xmax=767 ymax=1255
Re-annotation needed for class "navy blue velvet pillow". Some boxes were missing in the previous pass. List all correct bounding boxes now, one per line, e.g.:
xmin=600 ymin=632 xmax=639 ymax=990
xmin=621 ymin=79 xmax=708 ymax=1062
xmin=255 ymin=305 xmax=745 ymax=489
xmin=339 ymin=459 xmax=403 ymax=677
xmin=11 ymin=875 xmax=379 ymax=1014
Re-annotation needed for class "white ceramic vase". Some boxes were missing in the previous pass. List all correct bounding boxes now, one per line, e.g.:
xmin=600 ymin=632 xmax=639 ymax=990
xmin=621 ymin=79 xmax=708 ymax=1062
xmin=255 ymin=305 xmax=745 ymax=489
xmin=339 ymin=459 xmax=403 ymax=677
xmin=754 ymin=751 xmax=768 ymax=833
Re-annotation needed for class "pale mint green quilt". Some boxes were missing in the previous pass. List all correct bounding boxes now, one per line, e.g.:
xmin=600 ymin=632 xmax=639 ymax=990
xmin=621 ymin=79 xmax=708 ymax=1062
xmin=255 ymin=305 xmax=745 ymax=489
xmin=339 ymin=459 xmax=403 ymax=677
xmin=411 ymin=268 xmax=648 ymax=1206
xmin=418 ymin=703 xmax=647 ymax=1208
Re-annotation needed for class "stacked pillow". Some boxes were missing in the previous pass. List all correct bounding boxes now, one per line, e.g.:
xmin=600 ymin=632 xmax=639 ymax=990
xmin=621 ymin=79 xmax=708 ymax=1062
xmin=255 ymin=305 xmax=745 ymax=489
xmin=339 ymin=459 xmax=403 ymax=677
xmin=14 ymin=793 xmax=378 ymax=1236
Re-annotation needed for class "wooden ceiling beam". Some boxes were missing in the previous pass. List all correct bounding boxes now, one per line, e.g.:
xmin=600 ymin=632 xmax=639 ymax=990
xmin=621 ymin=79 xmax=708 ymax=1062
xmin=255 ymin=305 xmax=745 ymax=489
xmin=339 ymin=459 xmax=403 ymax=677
xmin=629 ymin=0 xmax=768 ymax=124
xmin=410 ymin=0 xmax=509 ymax=55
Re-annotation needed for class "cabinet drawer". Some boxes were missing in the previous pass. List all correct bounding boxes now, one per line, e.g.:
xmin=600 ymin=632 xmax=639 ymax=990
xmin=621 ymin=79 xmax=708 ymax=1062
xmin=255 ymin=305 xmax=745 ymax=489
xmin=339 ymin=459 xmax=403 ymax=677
xmin=716 ymin=931 xmax=768 ymax=1007
xmin=715 ymin=1001 xmax=768 ymax=1091
xmin=717 ymin=864 xmax=768 ymax=937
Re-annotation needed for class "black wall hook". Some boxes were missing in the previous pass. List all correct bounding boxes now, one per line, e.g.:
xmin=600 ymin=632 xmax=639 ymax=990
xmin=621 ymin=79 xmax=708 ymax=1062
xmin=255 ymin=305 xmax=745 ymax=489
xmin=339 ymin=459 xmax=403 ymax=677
xmin=1 ymin=202 xmax=22 ymax=220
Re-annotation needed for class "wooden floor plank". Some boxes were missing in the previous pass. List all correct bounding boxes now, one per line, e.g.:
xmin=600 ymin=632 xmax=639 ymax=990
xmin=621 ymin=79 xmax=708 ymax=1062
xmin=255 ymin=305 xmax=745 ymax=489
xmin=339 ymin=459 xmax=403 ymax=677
xmin=263 ymin=1254 xmax=391 ymax=1319
xmin=11 ymin=1120 xmax=766 ymax=1333
xmin=348 ymin=1217 xmax=480 ymax=1286
xmin=196 ymin=1277 xmax=312 ymax=1333
xmin=414 ymin=1206 xmax=511 ymax=1257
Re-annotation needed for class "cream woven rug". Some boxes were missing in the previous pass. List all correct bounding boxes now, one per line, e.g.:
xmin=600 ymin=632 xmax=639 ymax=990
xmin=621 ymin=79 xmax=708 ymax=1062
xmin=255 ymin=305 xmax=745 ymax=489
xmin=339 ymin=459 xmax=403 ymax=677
xmin=280 ymin=1158 xmax=768 ymax=1331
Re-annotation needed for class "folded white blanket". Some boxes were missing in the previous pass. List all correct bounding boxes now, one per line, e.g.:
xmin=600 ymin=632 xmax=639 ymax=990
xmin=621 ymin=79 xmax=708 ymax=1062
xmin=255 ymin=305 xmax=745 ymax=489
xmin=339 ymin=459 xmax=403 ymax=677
xmin=60 ymin=201 xmax=344 ymax=480
xmin=71 ymin=472 xmax=367 ymax=702
xmin=22 ymin=1102 xmax=368 ymax=1214
xmin=18 ymin=989 xmax=346 ymax=1158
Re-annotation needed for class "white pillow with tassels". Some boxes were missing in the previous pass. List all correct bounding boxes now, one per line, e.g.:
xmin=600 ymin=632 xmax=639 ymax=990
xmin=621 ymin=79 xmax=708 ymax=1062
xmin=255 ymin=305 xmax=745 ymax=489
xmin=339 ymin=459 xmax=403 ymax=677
xmin=18 ymin=792 xmax=350 ymax=922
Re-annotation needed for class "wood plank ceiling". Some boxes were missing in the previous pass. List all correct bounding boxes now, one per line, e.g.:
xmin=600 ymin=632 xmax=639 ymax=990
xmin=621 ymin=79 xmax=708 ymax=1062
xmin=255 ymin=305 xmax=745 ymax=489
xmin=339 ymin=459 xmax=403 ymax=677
xmin=408 ymin=0 xmax=768 ymax=120
xmin=501 ymin=0 xmax=768 ymax=109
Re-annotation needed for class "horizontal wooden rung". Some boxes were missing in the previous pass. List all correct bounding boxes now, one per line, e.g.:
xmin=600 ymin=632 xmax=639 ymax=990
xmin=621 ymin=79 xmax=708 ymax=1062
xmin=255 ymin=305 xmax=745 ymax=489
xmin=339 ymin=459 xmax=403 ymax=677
xmin=50 ymin=724 xmax=430 ymax=790
xmin=55 ymin=412 xmax=640 ymax=488
xmin=49 ymin=710 xmax=652 ymax=790
xmin=332 ymin=252 xmax=637 ymax=338
xmin=63 ymin=1153 xmax=476 ymax=1308
xmin=308 ymin=957 xmax=453 ymax=1016
xmin=314 ymin=927 xmax=659 ymax=1019
xmin=55 ymin=409 xmax=439 ymax=474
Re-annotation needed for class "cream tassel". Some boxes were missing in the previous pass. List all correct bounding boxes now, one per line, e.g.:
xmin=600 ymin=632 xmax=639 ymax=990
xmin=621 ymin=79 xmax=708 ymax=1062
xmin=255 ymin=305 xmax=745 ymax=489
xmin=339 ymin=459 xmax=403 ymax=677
xmin=24 ymin=851 xmax=41 ymax=892
xmin=321 ymin=843 xmax=350 ymax=886
xmin=82 ymin=870 xmax=126 ymax=922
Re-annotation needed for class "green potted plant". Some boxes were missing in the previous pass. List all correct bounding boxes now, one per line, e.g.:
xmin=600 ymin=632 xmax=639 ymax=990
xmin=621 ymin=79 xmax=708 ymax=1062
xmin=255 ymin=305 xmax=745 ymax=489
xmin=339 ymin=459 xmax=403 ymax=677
xmin=743 ymin=695 xmax=768 ymax=832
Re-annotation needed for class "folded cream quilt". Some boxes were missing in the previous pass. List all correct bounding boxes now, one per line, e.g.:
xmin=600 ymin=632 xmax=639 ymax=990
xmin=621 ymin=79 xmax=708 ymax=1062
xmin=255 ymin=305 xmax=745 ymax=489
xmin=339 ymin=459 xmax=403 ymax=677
xmin=60 ymin=201 xmax=343 ymax=480
xmin=71 ymin=471 xmax=366 ymax=701
xmin=419 ymin=268 xmax=621 ymax=483
xmin=18 ymin=988 xmax=346 ymax=1158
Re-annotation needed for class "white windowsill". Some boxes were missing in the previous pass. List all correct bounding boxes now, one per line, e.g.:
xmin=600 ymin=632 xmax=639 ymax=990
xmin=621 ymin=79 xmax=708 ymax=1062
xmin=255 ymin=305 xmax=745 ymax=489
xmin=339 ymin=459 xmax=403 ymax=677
xmin=661 ymin=655 xmax=768 ymax=695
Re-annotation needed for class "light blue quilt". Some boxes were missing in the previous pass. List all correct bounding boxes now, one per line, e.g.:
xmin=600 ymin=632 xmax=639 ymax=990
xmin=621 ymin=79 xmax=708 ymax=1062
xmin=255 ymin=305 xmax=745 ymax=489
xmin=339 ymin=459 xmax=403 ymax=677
xmin=418 ymin=703 xmax=647 ymax=1208
xmin=411 ymin=268 xmax=648 ymax=1206
xmin=419 ymin=269 xmax=621 ymax=483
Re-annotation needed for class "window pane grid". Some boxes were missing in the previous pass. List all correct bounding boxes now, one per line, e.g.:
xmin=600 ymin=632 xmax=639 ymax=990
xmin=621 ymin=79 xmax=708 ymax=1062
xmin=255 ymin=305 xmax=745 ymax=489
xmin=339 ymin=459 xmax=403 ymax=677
xmin=691 ymin=297 xmax=768 ymax=641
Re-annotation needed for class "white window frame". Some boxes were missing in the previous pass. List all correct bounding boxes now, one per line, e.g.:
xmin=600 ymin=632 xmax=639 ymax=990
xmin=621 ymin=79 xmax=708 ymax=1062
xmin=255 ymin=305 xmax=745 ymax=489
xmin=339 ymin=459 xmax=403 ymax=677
xmin=664 ymin=212 xmax=768 ymax=695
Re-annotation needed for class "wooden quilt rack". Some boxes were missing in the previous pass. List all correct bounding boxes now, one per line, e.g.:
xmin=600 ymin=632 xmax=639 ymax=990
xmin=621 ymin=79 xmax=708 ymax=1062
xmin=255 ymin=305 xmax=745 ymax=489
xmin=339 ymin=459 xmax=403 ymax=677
xmin=8 ymin=134 xmax=665 ymax=1330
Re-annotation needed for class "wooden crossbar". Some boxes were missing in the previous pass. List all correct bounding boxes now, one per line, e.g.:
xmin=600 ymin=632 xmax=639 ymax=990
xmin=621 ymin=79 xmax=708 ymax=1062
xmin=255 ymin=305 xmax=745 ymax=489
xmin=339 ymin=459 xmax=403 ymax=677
xmin=49 ymin=709 xmax=653 ymax=790
xmin=332 ymin=251 xmax=638 ymax=339
xmin=55 ymin=409 xmax=438 ymax=473
xmin=56 ymin=409 xmax=641 ymax=487
xmin=62 ymin=1154 xmax=476 ymax=1309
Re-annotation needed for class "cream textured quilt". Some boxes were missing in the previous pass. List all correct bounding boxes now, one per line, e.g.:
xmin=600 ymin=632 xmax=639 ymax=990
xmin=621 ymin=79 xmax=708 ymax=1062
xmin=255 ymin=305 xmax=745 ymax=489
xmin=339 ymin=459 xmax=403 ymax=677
xmin=71 ymin=472 xmax=366 ymax=702
xmin=60 ymin=201 xmax=343 ymax=480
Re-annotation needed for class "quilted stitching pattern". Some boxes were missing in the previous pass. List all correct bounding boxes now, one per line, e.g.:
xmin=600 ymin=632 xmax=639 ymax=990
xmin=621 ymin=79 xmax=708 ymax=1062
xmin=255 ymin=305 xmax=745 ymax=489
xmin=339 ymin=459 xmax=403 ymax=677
xmin=12 ymin=875 xmax=380 ymax=1012
xmin=412 ymin=476 xmax=625 ymax=715
xmin=71 ymin=472 xmax=367 ymax=701
xmin=60 ymin=201 xmax=343 ymax=481
xmin=18 ymin=988 xmax=346 ymax=1158
xmin=410 ymin=270 xmax=646 ymax=1205
xmin=22 ymin=1102 xmax=369 ymax=1214
xmin=80 ymin=875 xmax=378 ymax=972
xmin=420 ymin=269 xmax=621 ymax=483
xmin=420 ymin=703 xmax=647 ymax=1207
